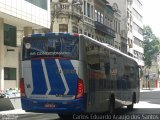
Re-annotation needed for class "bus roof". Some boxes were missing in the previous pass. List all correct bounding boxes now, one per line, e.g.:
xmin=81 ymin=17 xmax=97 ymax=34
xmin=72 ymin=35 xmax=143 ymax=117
xmin=24 ymin=32 xmax=79 ymax=38
xmin=80 ymin=34 xmax=139 ymax=66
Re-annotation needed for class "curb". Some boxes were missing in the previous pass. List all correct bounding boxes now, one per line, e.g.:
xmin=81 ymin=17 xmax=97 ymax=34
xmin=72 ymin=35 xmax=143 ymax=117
xmin=140 ymin=88 xmax=160 ymax=92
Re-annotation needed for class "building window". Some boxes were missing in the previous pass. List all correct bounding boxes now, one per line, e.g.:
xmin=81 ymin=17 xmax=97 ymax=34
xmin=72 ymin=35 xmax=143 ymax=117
xmin=135 ymin=0 xmax=142 ymax=9
xmin=115 ymin=21 xmax=117 ymax=32
xmin=114 ymin=20 xmax=116 ymax=31
xmin=87 ymin=3 xmax=90 ymax=17
xmin=79 ymin=29 xmax=82 ymax=34
xmin=101 ymin=13 xmax=104 ymax=24
xmin=95 ymin=10 xmax=98 ymax=21
xmin=88 ymin=33 xmax=91 ymax=37
xmin=134 ymin=36 xmax=143 ymax=47
xmin=91 ymin=6 xmax=93 ymax=19
xmin=84 ymin=1 xmax=86 ymax=15
xmin=59 ymin=0 xmax=68 ymax=2
xmin=4 ymin=67 xmax=16 ymax=80
xmin=98 ymin=11 xmax=101 ymax=22
xmin=72 ymin=26 xmax=78 ymax=33
xmin=59 ymin=24 xmax=68 ymax=32
xmin=25 ymin=0 xmax=48 ymax=10
xmin=118 ymin=22 xmax=120 ymax=33
xmin=133 ymin=22 xmax=143 ymax=35
xmin=4 ymin=24 xmax=17 ymax=47
xmin=133 ymin=8 xmax=142 ymax=22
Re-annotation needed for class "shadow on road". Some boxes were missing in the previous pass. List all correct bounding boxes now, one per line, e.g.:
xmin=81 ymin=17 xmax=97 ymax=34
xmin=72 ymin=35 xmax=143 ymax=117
xmin=0 ymin=98 xmax=14 ymax=111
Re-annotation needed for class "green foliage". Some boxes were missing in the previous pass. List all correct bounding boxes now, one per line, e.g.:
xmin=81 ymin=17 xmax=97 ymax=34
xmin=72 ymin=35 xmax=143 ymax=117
xmin=143 ymin=26 xmax=160 ymax=68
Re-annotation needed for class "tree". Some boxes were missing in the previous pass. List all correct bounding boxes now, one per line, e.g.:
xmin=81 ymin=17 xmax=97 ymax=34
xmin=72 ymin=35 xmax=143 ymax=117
xmin=143 ymin=26 xmax=160 ymax=68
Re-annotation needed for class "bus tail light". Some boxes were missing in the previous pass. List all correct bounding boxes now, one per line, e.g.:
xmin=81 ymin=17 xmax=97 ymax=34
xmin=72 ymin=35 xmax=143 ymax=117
xmin=76 ymin=78 xmax=84 ymax=99
xmin=73 ymin=33 xmax=79 ymax=36
xmin=20 ymin=78 xmax=26 ymax=97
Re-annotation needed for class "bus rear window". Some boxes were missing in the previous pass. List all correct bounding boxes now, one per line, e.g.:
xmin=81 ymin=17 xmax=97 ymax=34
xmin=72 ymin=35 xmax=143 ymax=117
xmin=23 ymin=36 xmax=79 ymax=60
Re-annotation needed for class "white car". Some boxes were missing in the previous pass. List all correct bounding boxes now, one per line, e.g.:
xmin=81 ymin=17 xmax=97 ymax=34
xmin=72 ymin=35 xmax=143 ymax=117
xmin=4 ymin=89 xmax=20 ymax=98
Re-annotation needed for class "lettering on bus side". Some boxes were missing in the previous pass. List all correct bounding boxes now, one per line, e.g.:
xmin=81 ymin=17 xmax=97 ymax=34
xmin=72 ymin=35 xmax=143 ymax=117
xmin=56 ymin=69 xmax=76 ymax=74
xmin=55 ymin=94 xmax=73 ymax=97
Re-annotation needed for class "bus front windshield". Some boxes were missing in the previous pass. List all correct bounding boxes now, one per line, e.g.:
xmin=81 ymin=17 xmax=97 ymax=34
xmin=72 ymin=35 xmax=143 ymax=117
xmin=23 ymin=35 xmax=79 ymax=60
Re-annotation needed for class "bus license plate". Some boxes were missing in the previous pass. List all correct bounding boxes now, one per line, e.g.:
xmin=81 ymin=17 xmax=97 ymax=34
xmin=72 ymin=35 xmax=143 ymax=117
xmin=44 ymin=103 xmax=55 ymax=108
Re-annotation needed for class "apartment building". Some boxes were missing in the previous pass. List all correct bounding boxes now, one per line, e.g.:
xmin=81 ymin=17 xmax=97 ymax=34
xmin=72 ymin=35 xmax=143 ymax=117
xmin=94 ymin=0 xmax=115 ymax=44
xmin=51 ymin=0 xmax=127 ymax=54
xmin=51 ymin=0 xmax=95 ymax=36
xmin=0 ymin=0 xmax=50 ymax=90
xmin=83 ymin=0 xmax=95 ymax=38
xmin=108 ymin=0 xmax=144 ymax=66
xmin=110 ymin=3 xmax=128 ymax=54
xmin=132 ymin=0 xmax=144 ymax=66
xmin=51 ymin=0 xmax=83 ymax=33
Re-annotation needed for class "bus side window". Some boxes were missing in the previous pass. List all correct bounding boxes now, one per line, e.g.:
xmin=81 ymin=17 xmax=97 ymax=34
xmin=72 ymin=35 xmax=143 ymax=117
xmin=89 ymin=63 xmax=100 ymax=70
xmin=105 ymin=63 xmax=110 ymax=75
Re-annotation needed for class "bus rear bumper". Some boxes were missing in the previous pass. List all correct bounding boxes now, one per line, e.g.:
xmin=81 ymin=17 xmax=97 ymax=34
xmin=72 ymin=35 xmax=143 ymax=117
xmin=21 ymin=97 xmax=86 ymax=113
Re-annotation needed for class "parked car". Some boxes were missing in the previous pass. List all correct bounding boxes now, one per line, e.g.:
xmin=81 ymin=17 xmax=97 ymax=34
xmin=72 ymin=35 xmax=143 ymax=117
xmin=4 ymin=88 xmax=20 ymax=98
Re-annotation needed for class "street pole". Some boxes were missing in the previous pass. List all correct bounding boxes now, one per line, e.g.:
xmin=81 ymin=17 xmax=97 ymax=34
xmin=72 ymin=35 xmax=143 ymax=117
xmin=148 ymin=69 xmax=150 ymax=90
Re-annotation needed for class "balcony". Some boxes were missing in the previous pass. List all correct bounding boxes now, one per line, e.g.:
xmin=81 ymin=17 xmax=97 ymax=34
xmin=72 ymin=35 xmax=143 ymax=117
xmin=52 ymin=2 xmax=82 ymax=19
xmin=94 ymin=21 xmax=115 ymax=38
xmin=84 ymin=16 xmax=94 ymax=26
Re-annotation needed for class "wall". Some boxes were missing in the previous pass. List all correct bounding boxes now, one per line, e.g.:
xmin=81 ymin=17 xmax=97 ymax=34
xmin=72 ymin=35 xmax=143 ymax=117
xmin=3 ymin=46 xmax=19 ymax=89
xmin=0 ymin=0 xmax=50 ymax=90
xmin=0 ymin=0 xmax=50 ymax=29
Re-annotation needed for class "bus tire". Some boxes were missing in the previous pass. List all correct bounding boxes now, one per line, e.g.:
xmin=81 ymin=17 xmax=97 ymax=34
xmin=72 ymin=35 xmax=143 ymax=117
xmin=109 ymin=96 xmax=115 ymax=114
xmin=127 ymin=93 xmax=136 ymax=110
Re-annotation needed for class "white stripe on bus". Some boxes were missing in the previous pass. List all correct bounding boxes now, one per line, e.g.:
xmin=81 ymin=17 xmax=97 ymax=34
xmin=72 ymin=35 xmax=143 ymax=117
xmin=41 ymin=59 xmax=51 ymax=95
xmin=70 ymin=60 xmax=79 ymax=75
xmin=55 ymin=59 xmax=69 ymax=94
xmin=23 ymin=61 xmax=33 ymax=96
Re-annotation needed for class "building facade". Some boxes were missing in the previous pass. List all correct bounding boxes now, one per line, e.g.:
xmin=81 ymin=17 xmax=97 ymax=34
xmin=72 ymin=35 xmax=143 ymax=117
xmin=83 ymin=0 xmax=95 ymax=38
xmin=51 ymin=0 xmax=83 ymax=33
xmin=0 ymin=0 xmax=50 ymax=90
xmin=108 ymin=0 xmax=144 ymax=66
xmin=51 ymin=0 xmax=128 ymax=55
xmin=51 ymin=0 xmax=118 ymax=44
xmin=113 ymin=8 xmax=121 ymax=50
xmin=132 ymin=0 xmax=144 ymax=66
xmin=143 ymin=54 xmax=160 ymax=89
xmin=51 ymin=0 xmax=95 ymax=36
xmin=94 ymin=0 xmax=115 ymax=44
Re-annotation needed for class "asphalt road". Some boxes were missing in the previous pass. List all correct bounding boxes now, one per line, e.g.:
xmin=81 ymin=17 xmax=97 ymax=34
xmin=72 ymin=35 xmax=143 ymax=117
xmin=1 ymin=89 xmax=160 ymax=120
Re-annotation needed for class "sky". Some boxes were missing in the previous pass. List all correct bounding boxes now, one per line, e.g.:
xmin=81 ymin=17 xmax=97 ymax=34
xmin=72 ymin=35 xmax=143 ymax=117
xmin=142 ymin=0 xmax=160 ymax=38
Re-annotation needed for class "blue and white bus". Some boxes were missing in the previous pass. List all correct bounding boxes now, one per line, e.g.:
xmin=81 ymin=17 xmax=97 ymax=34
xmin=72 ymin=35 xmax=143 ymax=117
xmin=20 ymin=32 xmax=140 ymax=117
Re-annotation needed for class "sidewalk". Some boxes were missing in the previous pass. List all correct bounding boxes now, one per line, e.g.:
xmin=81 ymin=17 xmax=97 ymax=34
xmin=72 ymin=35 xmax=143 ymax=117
xmin=140 ymin=88 xmax=160 ymax=92
xmin=0 ymin=109 xmax=26 ymax=114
